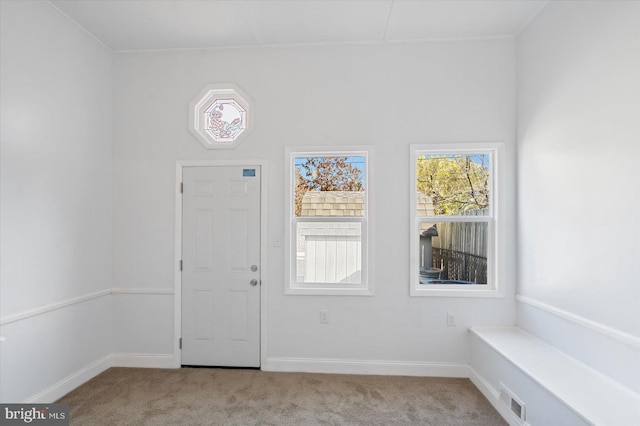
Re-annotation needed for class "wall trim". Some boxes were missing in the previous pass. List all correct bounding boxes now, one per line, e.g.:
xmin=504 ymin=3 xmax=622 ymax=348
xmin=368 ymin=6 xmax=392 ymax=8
xmin=110 ymin=353 xmax=176 ymax=369
xmin=263 ymin=357 xmax=469 ymax=378
xmin=25 ymin=352 xmax=176 ymax=403
xmin=26 ymin=355 xmax=112 ymax=403
xmin=46 ymin=0 xmax=113 ymax=53
xmin=111 ymin=288 xmax=174 ymax=295
xmin=0 ymin=289 xmax=111 ymax=326
xmin=516 ymin=295 xmax=640 ymax=349
xmin=0 ymin=288 xmax=177 ymax=326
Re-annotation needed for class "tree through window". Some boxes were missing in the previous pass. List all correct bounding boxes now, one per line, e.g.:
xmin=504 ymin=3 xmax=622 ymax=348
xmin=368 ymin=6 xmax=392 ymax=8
xmin=286 ymin=150 xmax=371 ymax=295
xmin=411 ymin=143 xmax=503 ymax=297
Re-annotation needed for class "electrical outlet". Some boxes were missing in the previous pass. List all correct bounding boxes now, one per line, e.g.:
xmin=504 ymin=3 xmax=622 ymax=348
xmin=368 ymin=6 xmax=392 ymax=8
xmin=319 ymin=310 xmax=329 ymax=324
xmin=447 ymin=313 xmax=456 ymax=327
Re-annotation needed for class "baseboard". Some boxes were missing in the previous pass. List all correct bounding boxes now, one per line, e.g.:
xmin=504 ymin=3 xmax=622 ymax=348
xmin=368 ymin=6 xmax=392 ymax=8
xmin=263 ymin=357 xmax=469 ymax=378
xmin=110 ymin=353 xmax=176 ymax=368
xmin=468 ymin=367 xmax=529 ymax=426
xmin=24 ymin=354 xmax=468 ymax=404
xmin=23 ymin=353 xmax=177 ymax=403
xmin=26 ymin=355 xmax=112 ymax=403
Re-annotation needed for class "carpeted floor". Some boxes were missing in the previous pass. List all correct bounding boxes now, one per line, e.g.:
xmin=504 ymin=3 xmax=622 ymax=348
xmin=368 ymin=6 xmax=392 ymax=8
xmin=58 ymin=367 xmax=506 ymax=425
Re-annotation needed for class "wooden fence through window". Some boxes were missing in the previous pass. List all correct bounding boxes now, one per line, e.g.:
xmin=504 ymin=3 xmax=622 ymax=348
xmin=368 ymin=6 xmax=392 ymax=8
xmin=431 ymin=210 xmax=488 ymax=283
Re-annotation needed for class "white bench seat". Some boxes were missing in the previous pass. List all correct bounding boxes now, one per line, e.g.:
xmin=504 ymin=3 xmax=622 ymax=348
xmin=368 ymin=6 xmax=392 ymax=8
xmin=470 ymin=326 xmax=640 ymax=425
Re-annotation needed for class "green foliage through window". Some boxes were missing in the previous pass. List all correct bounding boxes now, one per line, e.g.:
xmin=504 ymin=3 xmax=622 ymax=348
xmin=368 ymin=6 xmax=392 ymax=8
xmin=416 ymin=154 xmax=489 ymax=215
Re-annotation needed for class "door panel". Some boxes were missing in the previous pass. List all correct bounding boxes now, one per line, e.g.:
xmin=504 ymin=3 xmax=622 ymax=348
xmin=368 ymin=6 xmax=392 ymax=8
xmin=229 ymin=210 xmax=249 ymax=271
xmin=194 ymin=210 xmax=214 ymax=270
xmin=229 ymin=291 xmax=248 ymax=341
xmin=182 ymin=166 xmax=260 ymax=367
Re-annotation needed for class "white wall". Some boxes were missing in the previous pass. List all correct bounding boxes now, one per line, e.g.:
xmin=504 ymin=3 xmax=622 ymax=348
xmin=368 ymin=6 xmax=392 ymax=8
xmin=517 ymin=0 xmax=640 ymax=391
xmin=4 ymin=0 xmax=636 ymax=408
xmin=113 ymin=39 xmax=517 ymax=370
xmin=0 ymin=1 xmax=113 ymax=402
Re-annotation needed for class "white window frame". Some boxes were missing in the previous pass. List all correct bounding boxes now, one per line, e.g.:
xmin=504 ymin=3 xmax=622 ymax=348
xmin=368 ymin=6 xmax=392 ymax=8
xmin=285 ymin=147 xmax=373 ymax=296
xmin=410 ymin=142 xmax=504 ymax=297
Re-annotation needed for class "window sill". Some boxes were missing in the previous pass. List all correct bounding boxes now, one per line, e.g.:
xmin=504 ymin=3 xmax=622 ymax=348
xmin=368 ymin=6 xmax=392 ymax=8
xmin=410 ymin=285 xmax=503 ymax=298
xmin=285 ymin=286 xmax=373 ymax=296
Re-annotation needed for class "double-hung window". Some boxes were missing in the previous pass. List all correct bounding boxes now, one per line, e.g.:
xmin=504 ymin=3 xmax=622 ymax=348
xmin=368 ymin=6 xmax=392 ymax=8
xmin=285 ymin=148 xmax=371 ymax=295
xmin=410 ymin=143 xmax=504 ymax=297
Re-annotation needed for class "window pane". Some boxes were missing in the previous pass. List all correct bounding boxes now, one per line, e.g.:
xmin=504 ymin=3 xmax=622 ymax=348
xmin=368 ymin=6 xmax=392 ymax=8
xmin=296 ymin=222 xmax=362 ymax=284
xmin=418 ymin=221 xmax=487 ymax=285
xmin=205 ymin=98 xmax=247 ymax=141
xmin=416 ymin=154 xmax=489 ymax=216
xmin=294 ymin=156 xmax=365 ymax=217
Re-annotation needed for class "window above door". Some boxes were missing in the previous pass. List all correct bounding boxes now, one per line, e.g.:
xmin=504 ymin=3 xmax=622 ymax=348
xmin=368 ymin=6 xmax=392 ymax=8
xmin=189 ymin=83 xmax=254 ymax=149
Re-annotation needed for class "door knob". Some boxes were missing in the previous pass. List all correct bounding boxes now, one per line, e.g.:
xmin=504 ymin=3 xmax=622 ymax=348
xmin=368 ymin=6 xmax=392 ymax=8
xmin=250 ymin=279 xmax=258 ymax=287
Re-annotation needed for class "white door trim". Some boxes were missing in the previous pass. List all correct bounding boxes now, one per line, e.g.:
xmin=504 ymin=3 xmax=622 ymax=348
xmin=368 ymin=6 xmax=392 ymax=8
xmin=174 ymin=159 xmax=268 ymax=368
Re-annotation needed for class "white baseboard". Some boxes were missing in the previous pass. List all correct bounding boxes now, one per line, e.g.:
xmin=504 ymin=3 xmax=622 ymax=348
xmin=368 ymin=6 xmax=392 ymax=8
xmin=26 ymin=355 xmax=112 ymax=403
xmin=24 ymin=353 xmax=177 ymax=403
xmin=24 ymin=354 xmax=466 ymax=404
xmin=263 ymin=357 xmax=469 ymax=378
xmin=110 ymin=353 xmax=176 ymax=369
xmin=468 ymin=367 xmax=528 ymax=426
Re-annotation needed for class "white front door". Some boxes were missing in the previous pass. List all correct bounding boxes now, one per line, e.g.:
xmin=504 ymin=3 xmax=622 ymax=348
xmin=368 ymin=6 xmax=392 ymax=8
xmin=181 ymin=166 xmax=261 ymax=367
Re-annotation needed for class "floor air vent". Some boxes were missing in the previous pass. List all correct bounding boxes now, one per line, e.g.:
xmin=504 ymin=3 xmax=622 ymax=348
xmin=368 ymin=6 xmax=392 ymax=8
xmin=499 ymin=383 xmax=526 ymax=425
xmin=510 ymin=397 xmax=524 ymax=419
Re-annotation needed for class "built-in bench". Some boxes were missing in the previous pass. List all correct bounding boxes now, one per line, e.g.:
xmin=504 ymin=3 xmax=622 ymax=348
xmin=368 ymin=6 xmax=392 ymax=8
xmin=469 ymin=326 xmax=640 ymax=425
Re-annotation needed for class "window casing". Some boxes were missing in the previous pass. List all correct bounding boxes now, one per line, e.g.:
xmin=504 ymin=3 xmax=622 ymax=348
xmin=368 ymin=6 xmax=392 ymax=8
xmin=285 ymin=148 xmax=372 ymax=295
xmin=410 ymin=143 xmax=504 ymax=297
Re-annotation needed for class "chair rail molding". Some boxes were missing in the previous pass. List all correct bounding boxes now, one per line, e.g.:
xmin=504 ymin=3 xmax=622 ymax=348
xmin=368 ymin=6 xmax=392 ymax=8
xmin=516 ymin=295 xmax=640 ymax=349
xmin=0 ymin=289 xmax=111 ymax=326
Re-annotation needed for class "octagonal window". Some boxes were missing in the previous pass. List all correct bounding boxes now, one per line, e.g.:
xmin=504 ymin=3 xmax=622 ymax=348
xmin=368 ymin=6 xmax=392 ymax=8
xmin=189 ymin=84 xmax=253 ymax=149
xmin=204 ymin=99 xmax=247 ymax=142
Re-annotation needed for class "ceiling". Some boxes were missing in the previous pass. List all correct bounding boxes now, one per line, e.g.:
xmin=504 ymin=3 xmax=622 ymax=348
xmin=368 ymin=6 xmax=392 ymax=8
xmin=51 ymin=0 xmax=549 ymax=52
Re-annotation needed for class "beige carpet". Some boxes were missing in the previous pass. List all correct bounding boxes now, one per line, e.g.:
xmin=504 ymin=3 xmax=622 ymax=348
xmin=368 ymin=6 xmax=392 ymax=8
xmin=58 ymin=367 xmax=506 ymax=425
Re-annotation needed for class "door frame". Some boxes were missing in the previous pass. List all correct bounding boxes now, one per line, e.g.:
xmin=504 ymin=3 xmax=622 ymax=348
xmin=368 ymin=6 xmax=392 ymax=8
xmin=174 ymin=159 xmax=268 ymax=368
